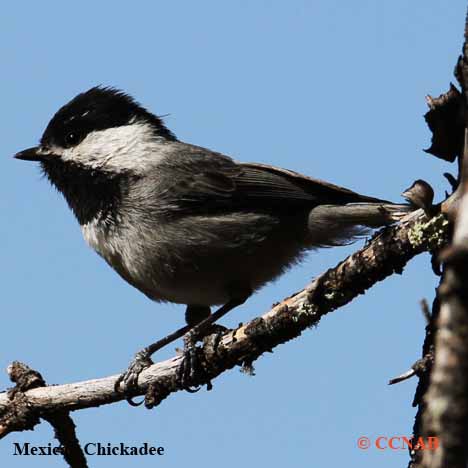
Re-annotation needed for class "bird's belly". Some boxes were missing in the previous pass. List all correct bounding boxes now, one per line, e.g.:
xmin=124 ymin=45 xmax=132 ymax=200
xmin=81 ymin=221 xmax=230 ymax=305
xmin=135 ymin=242 xmax=306 ymax=306
xmin=82 ymin=216 xmax=307 ymax=307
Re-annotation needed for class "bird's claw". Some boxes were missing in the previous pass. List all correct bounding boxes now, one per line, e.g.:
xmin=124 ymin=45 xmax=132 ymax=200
xmin=176 ymin=334 xmax=203 ymax=392
xmin=176 ymin=325 xmax=227 ymax=392
xmin=114 ymin=350 xmax=154 ymax=404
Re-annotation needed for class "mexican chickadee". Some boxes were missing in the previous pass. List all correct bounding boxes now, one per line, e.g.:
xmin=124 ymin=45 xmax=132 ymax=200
xmin=15 ymin=87 xmax=411 ymax=396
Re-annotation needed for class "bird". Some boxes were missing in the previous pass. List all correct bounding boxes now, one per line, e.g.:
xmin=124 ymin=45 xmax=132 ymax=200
xmin=14 ymin=86 xmax=412 ymax=399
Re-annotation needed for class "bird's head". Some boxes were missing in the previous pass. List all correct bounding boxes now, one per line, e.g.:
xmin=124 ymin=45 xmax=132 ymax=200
xmin=14 ymin=86 xmax=176 ymax=173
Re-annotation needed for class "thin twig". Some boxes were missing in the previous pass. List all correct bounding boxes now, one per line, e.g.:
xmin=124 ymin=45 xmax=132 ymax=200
xmin=43 ymin=412 xmax=88 ymax=468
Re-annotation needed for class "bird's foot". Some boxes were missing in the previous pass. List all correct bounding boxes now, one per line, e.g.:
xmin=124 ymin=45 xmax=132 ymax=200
xmin=114 ymin=350 xmax=154 ymax=406
xmin=176 ymin=331 xmax=204 ymax=392
xmin=176 ymin=324 xmax=227 ymax=392
xmin=205 ymin=323 xmax=228 ymax=336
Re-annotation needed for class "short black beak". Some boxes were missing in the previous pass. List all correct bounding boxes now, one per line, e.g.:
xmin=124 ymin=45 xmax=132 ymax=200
xmin=14 ymin=147 xmax=42 ymax=161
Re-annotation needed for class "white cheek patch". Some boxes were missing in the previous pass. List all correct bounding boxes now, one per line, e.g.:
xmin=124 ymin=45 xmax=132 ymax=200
xmin=61 ymin=122 xmax=169 ymax=173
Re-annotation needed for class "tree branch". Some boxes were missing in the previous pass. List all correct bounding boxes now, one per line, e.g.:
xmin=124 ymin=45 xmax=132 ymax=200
xmin=1 ymin=362 xmax=88 ymax=467
xmin=418 ymin=13 xmax=468 ymax=465
xmin=0 ymin=208 xmax=449 ymax=428
xmin=420 ymin=138 xmax=468 ymax=468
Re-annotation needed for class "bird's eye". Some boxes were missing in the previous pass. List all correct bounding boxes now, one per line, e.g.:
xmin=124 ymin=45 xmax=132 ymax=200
xmin=64 ymin=132 xmax=82 ymax=147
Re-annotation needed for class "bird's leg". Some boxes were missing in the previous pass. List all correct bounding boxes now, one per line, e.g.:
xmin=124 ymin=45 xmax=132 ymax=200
xmin=114 ymin=305 xmax=211 ymax=401
xmin=177 ymin=294 xmax=249 ymax=390
xmin=185 ymin=305 xmax=211 ymax=326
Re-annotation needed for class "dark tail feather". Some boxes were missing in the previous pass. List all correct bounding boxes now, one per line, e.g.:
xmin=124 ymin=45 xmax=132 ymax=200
xmin=306 ymin=202 xmax=413 ymax=247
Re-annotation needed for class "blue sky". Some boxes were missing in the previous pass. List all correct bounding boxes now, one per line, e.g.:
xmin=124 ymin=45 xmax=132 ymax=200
xmin=1 ymin=1 xmax=465 ymax=467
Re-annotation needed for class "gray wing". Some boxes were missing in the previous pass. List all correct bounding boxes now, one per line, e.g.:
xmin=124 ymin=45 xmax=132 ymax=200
xmin=155 ymin=145 xmax=388 ymax=215
xmin=236 ymin=163 xmax=388 ymax=205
